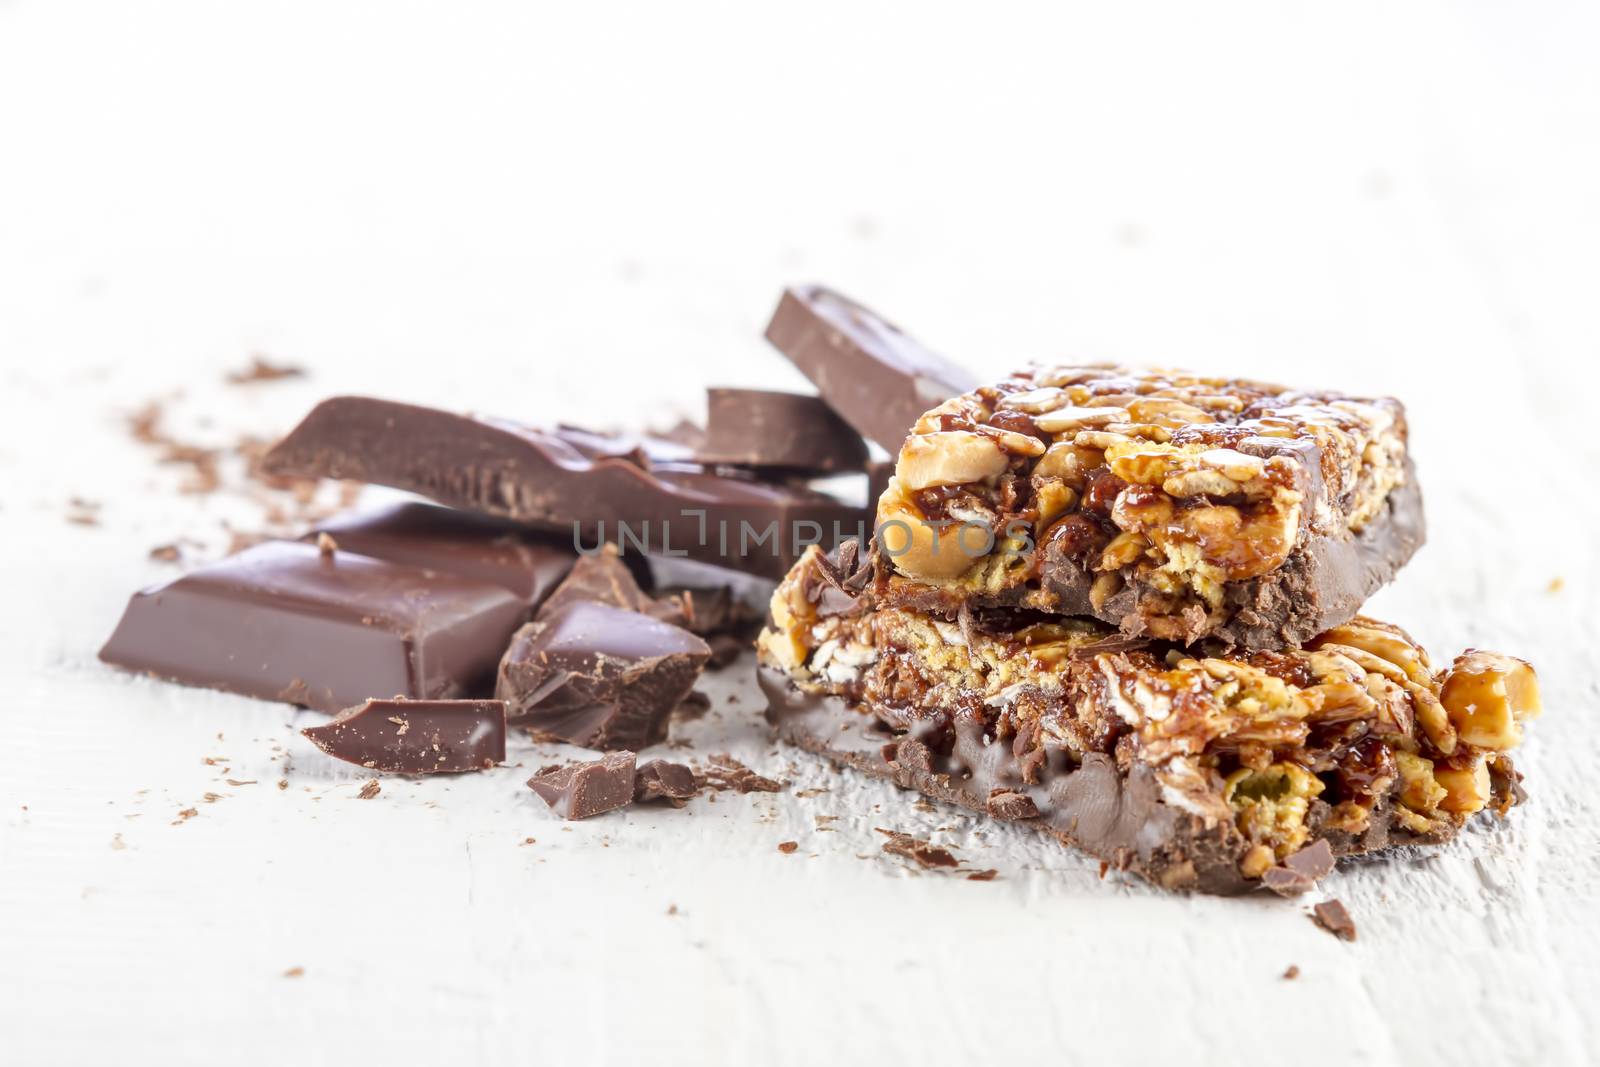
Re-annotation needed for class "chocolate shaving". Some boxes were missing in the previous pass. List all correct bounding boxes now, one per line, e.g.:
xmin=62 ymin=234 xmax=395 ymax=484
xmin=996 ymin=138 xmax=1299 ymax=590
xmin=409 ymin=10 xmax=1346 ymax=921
xmin=226 ymin=355 xmax=306 ymax=385
xmin=876 ymin=828 xmax=960 ymax=869
xmin=698 ymin=756 xmax=784 ymax=794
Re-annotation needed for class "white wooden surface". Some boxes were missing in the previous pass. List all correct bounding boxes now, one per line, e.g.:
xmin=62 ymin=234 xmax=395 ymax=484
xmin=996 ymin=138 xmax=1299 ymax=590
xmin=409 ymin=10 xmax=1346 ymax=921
xmin=2 ymin=3 xmax=1598 ymax=1064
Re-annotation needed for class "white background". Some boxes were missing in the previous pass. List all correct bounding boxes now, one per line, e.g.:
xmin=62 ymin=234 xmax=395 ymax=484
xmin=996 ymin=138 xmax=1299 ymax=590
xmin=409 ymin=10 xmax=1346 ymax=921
xmin=2 ymin=3 xmax=1597 ymax=1065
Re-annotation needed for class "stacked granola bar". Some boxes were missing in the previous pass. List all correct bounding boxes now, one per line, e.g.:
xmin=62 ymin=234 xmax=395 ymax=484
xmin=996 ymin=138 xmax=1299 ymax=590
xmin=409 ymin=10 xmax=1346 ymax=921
xmin=758 ymin=293 xmax=1540 ymax=894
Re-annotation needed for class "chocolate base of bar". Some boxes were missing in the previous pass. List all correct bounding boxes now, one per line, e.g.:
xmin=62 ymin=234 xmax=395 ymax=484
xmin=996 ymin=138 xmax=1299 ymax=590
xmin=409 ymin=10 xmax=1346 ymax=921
xmin=758 ymin=664 xmax=1478 ymax=895
xmin=882 ymin=467 xmax=1425 ymax=651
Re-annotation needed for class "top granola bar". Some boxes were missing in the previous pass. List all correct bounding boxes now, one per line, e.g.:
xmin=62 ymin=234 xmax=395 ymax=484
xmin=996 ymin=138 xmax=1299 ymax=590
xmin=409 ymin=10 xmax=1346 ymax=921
xmin=872 ymin=363 xmax=1424 ymax=648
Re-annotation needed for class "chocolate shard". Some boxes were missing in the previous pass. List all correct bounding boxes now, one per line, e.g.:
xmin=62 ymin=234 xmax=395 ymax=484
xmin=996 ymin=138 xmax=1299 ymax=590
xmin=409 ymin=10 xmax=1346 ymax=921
xmin=528 ymin=752 xmax=638 ymax=820
xmin=1312 ymin=899 xmax=1359 ymax=941
xmin=100 ymin=541 xmax=527 ymax=712
xmin=302 ymin=698 xmax=506 ymax=774
xmin=309 ymin=502 xmax=576 ymax=609
xmin=639 ymin=554 xmax=772 ymax=637
xmin=877 ymin=828 xmax=961 ymax=869
xmin=763 ymin=285 xmax=978 ymax=453
xmin=696 ymin=388 xmax=869 ymax=473
xmin=261 ymin=396 xmax=869 ymax=579
xmin=496 ymin=601 xmax=711 ymax=750
xmin=539 ymin=544 xmax=687 ymax=628
xmin=1262 ymin=839 xmax=1338 ymax=896
xmin=634 ymin=760 xmax=699 ymax=806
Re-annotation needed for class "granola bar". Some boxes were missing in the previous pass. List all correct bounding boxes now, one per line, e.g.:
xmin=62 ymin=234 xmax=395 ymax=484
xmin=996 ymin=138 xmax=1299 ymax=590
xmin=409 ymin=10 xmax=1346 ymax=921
xmin=758 ymin=549 xmax=1538 ymax=894
xmin=873 ymin=364 xmax=1423 ymax=647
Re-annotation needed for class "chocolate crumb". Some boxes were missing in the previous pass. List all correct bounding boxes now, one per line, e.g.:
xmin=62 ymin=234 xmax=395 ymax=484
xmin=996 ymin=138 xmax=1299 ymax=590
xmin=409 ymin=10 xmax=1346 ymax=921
xmin=356 ymin=778 xmax=381 ymax=800
xmin=1311 ymin=899 xmax=1358 ymax=941
xmin=966 ymin=869 xmax=999 ymax=881
xmin=277 ymin=779 xmax=289 ymax=790
xmin=148 ymin=543 xmax=182 ymax=562
xmin=227 ymin=355 xmax=305 ymax=385
xmin=777 ymin=841 xmax=799 ymax=854
xmin=1283 ymin=964 xmax=1300 ymax=980
xmin=172 ymin=807 xmax=198 ymax=825
xmin=282 ymin=967 xmax=305 ymax=978
xmin=876 ymin=828 xmax=960 ymax=870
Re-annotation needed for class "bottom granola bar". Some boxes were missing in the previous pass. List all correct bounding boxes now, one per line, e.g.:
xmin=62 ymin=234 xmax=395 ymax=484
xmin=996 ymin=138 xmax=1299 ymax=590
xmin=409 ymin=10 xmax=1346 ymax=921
xmin=756 ymin=549 xmax=1541 ymax=894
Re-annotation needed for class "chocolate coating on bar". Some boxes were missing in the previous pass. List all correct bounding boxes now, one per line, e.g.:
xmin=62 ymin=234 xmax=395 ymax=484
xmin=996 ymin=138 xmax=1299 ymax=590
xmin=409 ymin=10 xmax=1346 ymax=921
xmin=310 ymin=502 xmax=576 ymax=608
xmin=759 ymin=666 xmax=1251 ymax=893
xmin=528 ymin=752 xmax=638 ymax=820
xmin=759 ymin=666 xmax=1485 ymax=895
xmin=100 ymin=541 xmax=528 ymax=712
xmin=302 ymin=698 xmax=506 ymax=773
xmin=696 ymin=388 xmax=869 ymax=473
xmin=262 ymin=396 xmax=869 ymax=579
xmin=764 ymin=286 xmax=978 ymax=453
xmin=496 ymin=601 xmax=711 ymax=750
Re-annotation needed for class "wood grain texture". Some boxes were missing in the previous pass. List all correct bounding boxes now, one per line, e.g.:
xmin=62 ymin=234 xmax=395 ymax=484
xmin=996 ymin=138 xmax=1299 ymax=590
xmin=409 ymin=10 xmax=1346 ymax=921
xmin=2 ymin=3 xmax=1598 ymax=1065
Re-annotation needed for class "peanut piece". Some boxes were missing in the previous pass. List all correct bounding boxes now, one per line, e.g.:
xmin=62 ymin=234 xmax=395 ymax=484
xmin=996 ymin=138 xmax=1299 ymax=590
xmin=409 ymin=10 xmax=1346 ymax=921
xmin=1098 ymin=530 xmax=1149 ymax=570
xmin=997 ymin=387 xmax=1071 ymax=414
xmin=1032 ymin=405 xmax=1130 ymax=434
xmin=1440 ymin=651 xmax=1540 ymax=751
xmin=1162 ymin=469 xmax=1242 ymax=498
xmin=1434 ymin=757 xmax=1491 ymax=815
xmin=1395 ymin=751 xmax=1446 ymax=814
xmin=877 ymin=484 xmax=987 ymax=581
xmin=895 ymin=431 xmax=1009 ymax=490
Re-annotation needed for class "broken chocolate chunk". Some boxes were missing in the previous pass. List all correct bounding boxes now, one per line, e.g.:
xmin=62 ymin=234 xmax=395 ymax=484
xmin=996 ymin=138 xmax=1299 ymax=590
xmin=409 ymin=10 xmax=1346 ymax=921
xmin=1261 ymin=840 xmax=1337 ymax=897
xmin=634 ymin=760 xmax=699 ymax=806
xmin=100 ymin=541 xmax=527 ymax=712
xmin=538 ymin=544 xmax=687 ymax=628
xmin=301 ymin=698 xmax=506 ymax=774
xmin=696 ymin=388 xmax=869 ymax=473
xmin=309 ymin=502 xmax=577 ymax=609
xmin=496 ymin=601 xmax=711 ymax=750
xmin=764 ymin=285 xmax=977 ymax=453
xmin=262 ymin=396 xmax=868 ymax=579
xmin=527 ymin=752 xmax=638 ymax=820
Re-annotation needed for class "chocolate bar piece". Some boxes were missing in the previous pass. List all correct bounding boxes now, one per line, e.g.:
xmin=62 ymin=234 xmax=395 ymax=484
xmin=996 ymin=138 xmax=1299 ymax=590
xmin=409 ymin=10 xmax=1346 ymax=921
xmin=497 ymin=601 xmax=711 ymax=749
xmin=764 ymin=285 xmax=978 ymax=453
xmin=262 ymin=396 xmax=868 ymax=579
xmin=302 ymin=698 xmax=506 ymax=773
xmin=696 ymin=388 xmax=868 ymax=472
xmin=538 ymin=544 xmax=688 ymax=628
xmin=758 ymin=549 xmax=1540 ymax=895
xmin=873 ymin=365 xmax=1424 ymax=648
xmin=310 ymin=502 xmax=576 ymax=608
xmin=528 ymin=752 xmax=638 ymax=820
xmin=634 ymin=759 xmax=698 ymax=806
xmin=100 ymin=541 xmax=527 ymax=712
